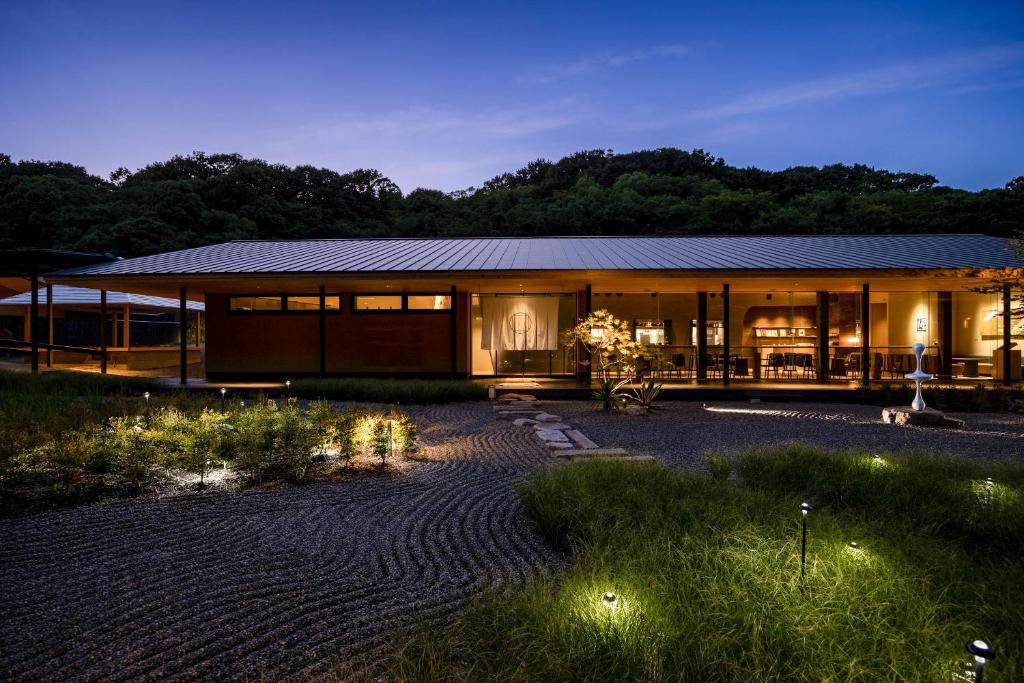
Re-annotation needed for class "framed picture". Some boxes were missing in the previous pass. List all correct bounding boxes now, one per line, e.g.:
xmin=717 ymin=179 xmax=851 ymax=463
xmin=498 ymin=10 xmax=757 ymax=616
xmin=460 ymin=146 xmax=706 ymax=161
xmin=916 ymin=317 xmax=928 ymax=332
xmin=797 ymin=329 xmax=806 ymax=337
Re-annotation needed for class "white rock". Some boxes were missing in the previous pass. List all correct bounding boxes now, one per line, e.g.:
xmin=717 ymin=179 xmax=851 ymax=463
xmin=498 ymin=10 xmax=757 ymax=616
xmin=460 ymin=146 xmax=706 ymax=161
xmin=535 ymin=429 xmax=570 ymax=442
xmin=532 ymin=422 xmax=570 ymax=431
xmin=513 ymin=418 xmax=539 ymax=426
xmin=565 ymin=430 xmax=598 ymax=449
xmin=533 ymin=413 xmax=562 ymax=422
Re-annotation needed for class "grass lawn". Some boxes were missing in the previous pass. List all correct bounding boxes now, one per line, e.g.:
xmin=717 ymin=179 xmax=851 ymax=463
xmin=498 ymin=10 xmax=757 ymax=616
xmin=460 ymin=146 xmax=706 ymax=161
xmin=387 ymin=446 xmax=1024 ymax=682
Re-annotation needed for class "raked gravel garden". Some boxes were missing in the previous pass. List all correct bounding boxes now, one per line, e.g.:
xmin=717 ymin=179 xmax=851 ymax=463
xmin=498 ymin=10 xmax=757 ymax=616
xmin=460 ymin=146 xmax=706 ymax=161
xmin=2 ymin=396 xmax=1022 ymax=682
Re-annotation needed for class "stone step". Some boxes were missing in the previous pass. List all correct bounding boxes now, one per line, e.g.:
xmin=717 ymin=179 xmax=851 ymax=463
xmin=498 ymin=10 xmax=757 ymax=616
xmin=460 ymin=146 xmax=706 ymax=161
xmin=545 ymin=441 xmax=574 ymax=450
xmin=493 ymin=403 xmax=540 ymax=411
xmin=565 ymin=429 xmax=599 ymax=449
xmin=533 ymin=422 xmax=571 ymax=431
xmin=496 ymin=411 xmax=543 ymax=420
xmin=559 ymin=453 xmax=656 ymax=462
xmin=512 ymin=417 xmax=539 ymax=426
xmin=556 ymin=448 xmax=629 ymax=457
xmin=535 ymin=429 xmax=570 ymax=442
xmin=533 ymin=413 xmax=562 ymax=422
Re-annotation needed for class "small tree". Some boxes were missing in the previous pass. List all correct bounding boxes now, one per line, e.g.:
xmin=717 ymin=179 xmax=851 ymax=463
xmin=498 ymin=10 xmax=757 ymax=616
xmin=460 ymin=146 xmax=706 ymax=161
xmin=274 ymin=398 xmax=319 ymax=481
xmin=563 ymin=310 xmax=649 ymax=411
xmin=106 ymin=416 xmax=161 ymax=489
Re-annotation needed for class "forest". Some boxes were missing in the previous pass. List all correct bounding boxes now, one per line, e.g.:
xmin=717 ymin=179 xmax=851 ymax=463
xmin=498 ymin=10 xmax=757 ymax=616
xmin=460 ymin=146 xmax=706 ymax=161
xmin=1 ymin=148 xmax=1022 ymax=258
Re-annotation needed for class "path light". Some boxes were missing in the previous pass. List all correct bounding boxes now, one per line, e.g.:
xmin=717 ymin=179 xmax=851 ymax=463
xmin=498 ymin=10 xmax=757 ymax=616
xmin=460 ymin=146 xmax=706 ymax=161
xmin=965 ymin=639 xmax=995 ymax=683
xmin=220 ymin=387 xmax=227 ymax=411
xmin=487 ymin=384 xmax=496 ymax=400
xmin=985 ymin=477 xmax=994 ymax=510
xmin=849 ymin=541 xmax=858 ymax=549
xmin=240 ymin=400 xmax=245 ymax=409
xmin=285 ymin=379 xmax=291 ymax=394
xmin=143 ymin=392 xmax=151 ymax=427
xmin=602 ymin=592 xmax=617 ymax=610
xmin=799 ymin=502 xmax=812 ymax=582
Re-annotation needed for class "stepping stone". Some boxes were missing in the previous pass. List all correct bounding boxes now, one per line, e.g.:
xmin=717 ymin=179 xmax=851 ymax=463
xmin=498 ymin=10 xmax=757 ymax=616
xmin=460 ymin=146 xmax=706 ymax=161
xmin=557 ymin=448 xmax=629 ymax=457
xmin=513 ymin=418 xmax=539 ymax=426
xmin=496 ymin=411 xmax=543 ymax=419
xmin=565 ymin=429 xmax=598 ymax=449
xmin=535 ymin=429 xmax=570 ymax=442
xmin=533 ymin=413 xmax=562 ymax=422
xmin=533 ymin=422 xmax=570 ymax=431
xmin=493 ymin=404 xmax=540 ymax=412
xmin=546 ymin=441 xmax=574 ymax=450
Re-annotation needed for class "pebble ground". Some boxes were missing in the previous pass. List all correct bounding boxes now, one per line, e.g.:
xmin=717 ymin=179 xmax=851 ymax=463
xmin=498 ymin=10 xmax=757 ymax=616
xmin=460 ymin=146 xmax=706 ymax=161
xmin=1 ymin=400 xmax=1020 ymax=681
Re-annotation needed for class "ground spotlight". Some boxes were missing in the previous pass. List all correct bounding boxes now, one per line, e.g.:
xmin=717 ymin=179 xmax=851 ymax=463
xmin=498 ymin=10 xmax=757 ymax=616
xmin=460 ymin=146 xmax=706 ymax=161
xmin=602 ymin=592 xmax=617 ymax=610
xmin=985 ymin=477 xmax=993 ymax=509
xmin=220 ymin=387 xmax=227 ymax=410
xmin=799 ymin=502 xmax=812 ymax=582
xmin=849 ymin=541 xmax=858 ymax=549
xmin=965 ymin=639 xmax=995 ymax=682
xmin=143 ymin=391 xmax=151 ymax=427
xmin=285 ymin=379 xmax=291 ymax=394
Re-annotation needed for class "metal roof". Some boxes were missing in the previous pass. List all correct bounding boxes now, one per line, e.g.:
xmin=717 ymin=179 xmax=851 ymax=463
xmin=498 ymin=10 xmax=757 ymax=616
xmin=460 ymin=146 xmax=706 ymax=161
xmin=51 ymin=235 xmax=1020 ymax=276
xmin=0 ymin=285 xmax=204 ymax=310
xmin=0 ymin=249 xmax=115 ymax=276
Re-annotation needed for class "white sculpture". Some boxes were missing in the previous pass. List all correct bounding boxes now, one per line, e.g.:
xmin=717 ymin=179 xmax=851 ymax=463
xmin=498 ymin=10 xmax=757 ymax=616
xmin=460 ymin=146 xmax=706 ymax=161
xmin=904 ymin=342 xmax=933 ymax=411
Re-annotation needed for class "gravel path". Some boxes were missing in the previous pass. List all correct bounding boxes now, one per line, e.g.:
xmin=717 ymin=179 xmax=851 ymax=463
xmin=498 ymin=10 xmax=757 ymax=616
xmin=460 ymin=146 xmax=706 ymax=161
xmin=2 ymin=399 xmax=1021 ymax=681
xmin=0 ymin=403 xmax=558 ymax=682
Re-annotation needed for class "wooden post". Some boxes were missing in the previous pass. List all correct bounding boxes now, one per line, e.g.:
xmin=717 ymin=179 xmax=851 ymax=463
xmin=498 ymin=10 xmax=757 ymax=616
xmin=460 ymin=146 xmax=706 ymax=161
xmin=816 ymin=292 xmax=829 ymax=381
xmin=697 ymin=291 xmax=708 ymax=382
xmin=449 ymin=285 xmax=458 ymax=376
xmin=860 ymin=284 xmax=870 ymax=387
xmin=721 ymin=284 xmax=730 ymax=386
xmin=30 ymin=267 xmax=39 ymax=373
xmin=319 ymin=286 xmax=327 ymax=377
xmin=1003 ymin=284 xmax=1013 ymax=386
xmin=99 ymin=289 xmax=108 ymax=374
xmin=123 ymin=303 xmax=130 ymax=350
xmin=937 ymin=292 xmax=952 ymax=378
xmin=194 ymin=310 xmax=201 ymax=348
xmin=46 ymin=282 xmax=53 ymax=367
xmin=179 ymin=288 xmax=188 ymax=385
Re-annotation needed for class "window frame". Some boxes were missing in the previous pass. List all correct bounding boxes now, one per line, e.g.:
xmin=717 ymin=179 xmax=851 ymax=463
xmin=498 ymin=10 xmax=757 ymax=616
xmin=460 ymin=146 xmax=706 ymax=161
xmin=226 ymin=293 xmax=343 ymax=315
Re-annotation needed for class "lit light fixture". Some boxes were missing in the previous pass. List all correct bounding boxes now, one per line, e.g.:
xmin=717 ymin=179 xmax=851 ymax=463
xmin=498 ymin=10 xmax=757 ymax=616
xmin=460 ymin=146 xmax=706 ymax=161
xmin=985 ymin=477 xmax=994 ymax=509
xmin=285 ymin=379 xmax=291 ymax=393
xmin=602 ymin=592 xmax=617 ymax=610
xmin=849 ymin=541 xmax=858 ymax=549
xmin=799 ymin=502 xmax=812 ymax=582
xmin=240 ymin=400 xmax=245 ymax=408
xmin=965 ymin=639 xmax=995 ymax=683
xmin=220 ymin=387 xmax=227 ymax=411
xmin=143 ymin=391 xmax=151 ymax=427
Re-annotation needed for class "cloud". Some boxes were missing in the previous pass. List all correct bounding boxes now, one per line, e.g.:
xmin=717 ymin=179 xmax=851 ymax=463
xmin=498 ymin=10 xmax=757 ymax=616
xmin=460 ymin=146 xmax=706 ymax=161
xmin=692 ymin=44 xmax=1024 ymax=119
xmin=951 ymin=78 xmax=1024 ymax=94
xmin=522 ymin=44 xmax=690 ymax=83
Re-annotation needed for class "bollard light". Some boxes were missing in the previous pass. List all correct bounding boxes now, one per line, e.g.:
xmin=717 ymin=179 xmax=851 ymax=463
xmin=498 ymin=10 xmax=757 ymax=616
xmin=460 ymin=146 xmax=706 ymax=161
xmin=220 ymin=387 xmax=227 ymax=411
xmin=602 ymin=592 xmax=617 ymax=610
xmin=799 ymin=502 xmax=812 ymax=582
xmin=143 ymin=391 xmax=151 ymax=428
xmin=849 ymin=541 xmax=858 ymax=549
xmin=285 ymin=379 xmax=291 ymax=394
xmin=965 ymin=639 xmax=995 ymax=683
xmin=487 ymin=384 xmax=496 ymax=400
xmin=240 ymin=400 xmax=245 ymax=409
xmin=985 ymin=477 xmax=994 ymax=510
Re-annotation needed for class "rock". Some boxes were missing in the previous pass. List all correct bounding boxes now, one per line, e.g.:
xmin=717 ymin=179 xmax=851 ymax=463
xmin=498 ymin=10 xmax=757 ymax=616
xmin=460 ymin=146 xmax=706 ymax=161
xmin=881 ymin=406 xmax=965 ymax=429
xmin=623 ymin=404 xmax=647 ymax=416
xmin=565 ymin=430 xmax=599 ymax=449
xmin=532 ymin=422 xmax=571 ymax=431
xmin=496 ymin=410 xmax=542 ymax=419
xmin=512 ymin=418 xmax=539 ymax=426
xmin=545 ymin=441 xmax=574 ymax=450
xmin=535 ymin=429 xmax=570 ymax=442
xmin=533 ymin=413 xmax=562 ymax=422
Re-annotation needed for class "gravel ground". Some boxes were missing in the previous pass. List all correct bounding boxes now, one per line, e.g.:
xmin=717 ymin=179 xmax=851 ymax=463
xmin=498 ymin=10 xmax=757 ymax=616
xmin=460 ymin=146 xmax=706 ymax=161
xmin=2 ymin=399 xmax=1021 ymax=682
xmin=554 ymin=400 xmax=1024 ymax=469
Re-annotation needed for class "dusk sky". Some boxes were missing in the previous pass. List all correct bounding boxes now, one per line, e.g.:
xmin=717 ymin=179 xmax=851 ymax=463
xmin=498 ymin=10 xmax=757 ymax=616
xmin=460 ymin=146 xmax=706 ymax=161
xmin=2 ymin=0 xmax=1023 ymax=192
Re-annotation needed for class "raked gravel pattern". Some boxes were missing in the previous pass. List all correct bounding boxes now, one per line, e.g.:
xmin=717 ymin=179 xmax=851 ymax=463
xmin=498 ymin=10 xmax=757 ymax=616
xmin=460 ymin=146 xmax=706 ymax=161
xmin=554 ymin=400 xmax=1024 ymax=470
xmin=0 ymin=403 xmax=558 ymax=682
xmin=2 ymin=400 xmax=1021 ymax=681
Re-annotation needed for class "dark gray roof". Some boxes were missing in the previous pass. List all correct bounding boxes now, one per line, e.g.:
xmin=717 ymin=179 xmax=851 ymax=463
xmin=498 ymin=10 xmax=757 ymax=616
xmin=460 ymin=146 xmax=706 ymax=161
xmin=52 ymin=235 xmax=1020 ymax=276
xmin=0 ymin=285 xmax=204 ymax=310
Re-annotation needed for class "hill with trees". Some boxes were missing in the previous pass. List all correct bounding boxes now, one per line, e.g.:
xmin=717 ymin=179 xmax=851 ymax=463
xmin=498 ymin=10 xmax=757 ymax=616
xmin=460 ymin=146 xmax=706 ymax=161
xmin=1 ymin=149 xmax=1021 ymax=258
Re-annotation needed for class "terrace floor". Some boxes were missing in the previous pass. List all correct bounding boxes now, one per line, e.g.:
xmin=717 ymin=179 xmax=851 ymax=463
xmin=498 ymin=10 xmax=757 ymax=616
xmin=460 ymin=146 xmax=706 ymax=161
xmin=1 ymin=400 xmax=1022 ymax=681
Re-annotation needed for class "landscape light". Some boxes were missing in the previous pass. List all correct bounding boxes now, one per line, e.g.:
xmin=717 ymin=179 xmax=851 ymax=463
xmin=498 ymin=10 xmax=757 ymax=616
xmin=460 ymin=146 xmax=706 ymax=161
xmin=143 ymin=392 xmax=151 ymax=427
xmin=602 ymin=592 xmax=617 ymax=610
xmin=985 ymin=477 xmax=994 ymax=509
xmin=799 ymin=502 xmax=812 ymax=582
xmin=849 ymin=541 xmax=858 ymax=549
xmin=285 ymin=379 xmax=291 ymax=393
xmin=220 ymin=387 xmax=227 ymax=411
xmin=965 ymin=639 xmax=995 ymax=683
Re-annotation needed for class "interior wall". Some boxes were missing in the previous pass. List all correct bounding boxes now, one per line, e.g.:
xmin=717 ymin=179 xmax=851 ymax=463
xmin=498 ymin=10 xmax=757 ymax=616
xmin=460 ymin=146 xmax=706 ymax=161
xmin=884 ymin=292 xmax=937 ymax=348
xmin=952 ymin=291 xmax=1000 ymax=358
xmin=593 ymin=293 xmax=696 ymax=346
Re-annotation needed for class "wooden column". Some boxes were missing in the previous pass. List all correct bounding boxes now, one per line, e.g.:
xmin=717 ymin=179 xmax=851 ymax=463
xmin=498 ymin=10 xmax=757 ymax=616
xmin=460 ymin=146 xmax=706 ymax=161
xmin=721 ymin=284 xmax=730 ymax=386
xmin=29 ymin=268 xmax=39 ymax=373
xmin=860 ymin=284 xmax=870 ymax=387
xmin=46 ymin=282 xmax=53 ymax=368
xmin=1003 ymin=284 xmax=1013 ymax=386
xmin=449 ymin=285 xmax=458 ymax=376
xmin=99 ymin=289 xmax=108 ymax=374
xmin=122 ymin=304 xmax=131 ymax=350
xmin=319 ymin=286 xmax=327 ymax=377
xmin=937 ymin=292 xmax=952 ymax=378
xmin=696 ymin=291 xmax=708 ymax=382
xmin=194 ymin=310 xmax=202 ymax=348
xmin=179 ymin=287 xmax=188 ymax=385
xmin=816 ymin=292 xmax=830 ymax=381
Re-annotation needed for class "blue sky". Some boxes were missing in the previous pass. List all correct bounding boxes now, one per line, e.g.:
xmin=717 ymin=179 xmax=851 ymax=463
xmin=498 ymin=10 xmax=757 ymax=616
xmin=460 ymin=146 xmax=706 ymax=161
xmin=2 ymin=0 xmax=1022 ymax=192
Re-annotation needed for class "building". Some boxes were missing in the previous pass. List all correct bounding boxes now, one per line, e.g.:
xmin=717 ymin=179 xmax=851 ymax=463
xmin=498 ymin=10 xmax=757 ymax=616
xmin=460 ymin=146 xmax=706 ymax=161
xmin=0 ymin=285 xmax=204 ymax=372
xmin=49 ymin=234 xmax=1023 ymax=385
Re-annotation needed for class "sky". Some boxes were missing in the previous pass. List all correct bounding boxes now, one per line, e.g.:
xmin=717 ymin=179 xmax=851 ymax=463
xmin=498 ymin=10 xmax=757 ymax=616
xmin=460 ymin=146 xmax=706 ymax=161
xmin=1 ymin=0 xmax=1023 ymax=192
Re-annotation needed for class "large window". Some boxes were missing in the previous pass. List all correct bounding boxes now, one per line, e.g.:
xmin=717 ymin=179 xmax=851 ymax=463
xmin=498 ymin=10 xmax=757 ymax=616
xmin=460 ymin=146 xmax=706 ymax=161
xmin=353 ymin=294 xmax=452 ymax=312
xmin=407 ymin=295 xmax=452 ymax=310
xmin=353 ymin=295 xmax=404 ymax=311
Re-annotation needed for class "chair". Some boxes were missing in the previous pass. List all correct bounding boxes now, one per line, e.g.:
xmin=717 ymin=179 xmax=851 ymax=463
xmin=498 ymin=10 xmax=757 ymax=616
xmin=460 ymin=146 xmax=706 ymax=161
xmin=798 ymin=353 xmax=815 ymax=379
xmin=763 ymin=352 xmax=783 ymax=379
xmin=670 ymin=352 xmax=692 ymax=379
xmin=708 ymin=354 xmax=723 ymax=378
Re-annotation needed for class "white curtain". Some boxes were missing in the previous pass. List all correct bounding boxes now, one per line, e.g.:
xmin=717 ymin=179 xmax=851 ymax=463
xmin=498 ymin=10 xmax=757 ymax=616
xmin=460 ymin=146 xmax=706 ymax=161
xmin=480 ymin=296 xmax=560 ymax=351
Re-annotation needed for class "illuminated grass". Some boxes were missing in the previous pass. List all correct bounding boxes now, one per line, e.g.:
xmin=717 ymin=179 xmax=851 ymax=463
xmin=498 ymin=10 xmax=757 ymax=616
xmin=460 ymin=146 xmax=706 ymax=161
xmin=387 ymin=447 xmax=1024 ymax=682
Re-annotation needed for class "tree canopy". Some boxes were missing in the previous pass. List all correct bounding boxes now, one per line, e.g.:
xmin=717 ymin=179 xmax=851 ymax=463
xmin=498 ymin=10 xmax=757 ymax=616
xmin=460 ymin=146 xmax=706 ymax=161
xmin=1 ymin=149 xmax=1021 ymax=258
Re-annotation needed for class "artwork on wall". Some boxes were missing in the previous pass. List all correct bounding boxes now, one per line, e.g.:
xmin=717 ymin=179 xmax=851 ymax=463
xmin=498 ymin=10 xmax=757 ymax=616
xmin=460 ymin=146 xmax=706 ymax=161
xmin=916 ymin=317 xmax=928 ymax=332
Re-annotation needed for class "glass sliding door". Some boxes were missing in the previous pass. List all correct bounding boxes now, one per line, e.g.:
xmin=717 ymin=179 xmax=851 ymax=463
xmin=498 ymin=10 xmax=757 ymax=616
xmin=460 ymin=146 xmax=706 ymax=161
xmin=470 ymin=293 xmax=576 ymax=376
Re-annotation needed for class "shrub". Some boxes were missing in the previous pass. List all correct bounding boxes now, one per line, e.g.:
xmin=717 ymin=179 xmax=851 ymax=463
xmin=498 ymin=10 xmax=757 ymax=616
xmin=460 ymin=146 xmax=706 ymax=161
xmin=230 ymin=398 xmax=278 ymax=481
xmin=154 ymin=408 xmax=229 ymax=486
xmin=105 ymin=416 xmax=163 ymax=488
xmin=33 ymin=428 xmax=100 ymax=494
xmin=706 ymin=454 xmax=732 ymax=482
xmin=274 ymin=398 xmax=320 ymax=481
